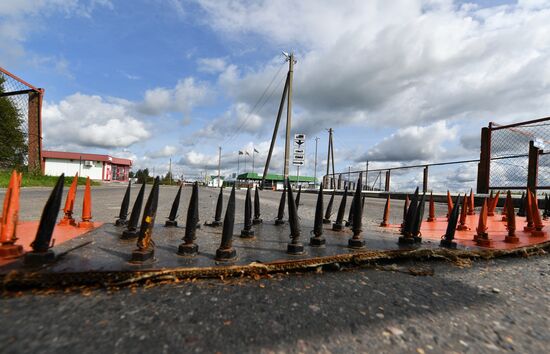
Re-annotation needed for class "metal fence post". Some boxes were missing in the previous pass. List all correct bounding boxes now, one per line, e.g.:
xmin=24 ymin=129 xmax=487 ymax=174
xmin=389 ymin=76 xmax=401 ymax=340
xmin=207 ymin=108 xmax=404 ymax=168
xmin=527 ymin=140 xmax=539 ymax=194
xmin=476 ymin=126 xmax=491 ymax=194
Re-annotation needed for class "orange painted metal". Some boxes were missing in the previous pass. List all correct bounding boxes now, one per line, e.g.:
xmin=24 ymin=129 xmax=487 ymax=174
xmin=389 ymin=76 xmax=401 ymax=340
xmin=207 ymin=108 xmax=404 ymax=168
xmin=529 ymin=190 xmax=547 ymax=237
xmin=504 ymin=191 xmax=519 ymax=243
xmin=501 ymin=193 xmax=509 ymax=221
xmin=78 ymin=177 xmax=95 ymax=229
xmin=524 ymin=191 xmax=535 ymax=232
xmin=380 ymin=195 xmax=390 ymax=227
xmin=487 ymin=191 xmax=500 ymax=216
xmin=475 ymin=199 xmax=491 ymax=246
xmin=467 ymin=189 xmax=475 ymax=215
xmin=0 ymin=171 xmax=24 ymax=258
xmin=457 ymin=195 xmax=469 ymax=231
xmin=427 ymin=192 xmax=435 ymax=222
xmin=59 ymin=173 xmax=78 ymax=226
xmin=446 ymin=191 xmax=453 ymax=218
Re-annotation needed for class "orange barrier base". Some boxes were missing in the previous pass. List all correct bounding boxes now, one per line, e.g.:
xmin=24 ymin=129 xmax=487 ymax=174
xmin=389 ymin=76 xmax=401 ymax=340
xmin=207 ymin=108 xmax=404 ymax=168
xmin=0 ymin=221 xmax=102 ymax=266
xmin=384 ymin=214 xmax=550 ymax=250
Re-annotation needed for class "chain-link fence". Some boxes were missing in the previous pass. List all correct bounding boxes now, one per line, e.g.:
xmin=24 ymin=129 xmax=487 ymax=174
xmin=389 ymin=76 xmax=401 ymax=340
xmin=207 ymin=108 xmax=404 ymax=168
xmin=0 ymin=67 xmax=43 ymax=171
xmin=489 ymin=118 xmax=550 ymax=189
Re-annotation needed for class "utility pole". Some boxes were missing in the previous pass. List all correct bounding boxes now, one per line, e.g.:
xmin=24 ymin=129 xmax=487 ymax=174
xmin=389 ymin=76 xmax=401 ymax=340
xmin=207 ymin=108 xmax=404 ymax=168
xmin=283 ymin=52 xmax=295 ymax=181
xmin=169 ymin=157 xmax=172 ymax=185
xmin=314 ymin=136 xmax=319 ymax=188
xmin=218 ymin=146 xmax=222 ymax=188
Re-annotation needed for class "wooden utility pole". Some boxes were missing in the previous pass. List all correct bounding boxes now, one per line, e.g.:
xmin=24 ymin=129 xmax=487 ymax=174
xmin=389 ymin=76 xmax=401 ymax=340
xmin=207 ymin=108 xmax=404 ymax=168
xmin=283 ymin=53 xmax=295 ymax=180
xmin=218 ymin=146 xmax=222 ymax=188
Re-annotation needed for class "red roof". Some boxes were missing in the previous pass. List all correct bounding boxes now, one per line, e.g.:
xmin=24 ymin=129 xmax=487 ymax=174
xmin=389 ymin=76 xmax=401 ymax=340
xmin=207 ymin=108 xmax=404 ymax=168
xmin=43 ymin=150 xmax=132 ymax=166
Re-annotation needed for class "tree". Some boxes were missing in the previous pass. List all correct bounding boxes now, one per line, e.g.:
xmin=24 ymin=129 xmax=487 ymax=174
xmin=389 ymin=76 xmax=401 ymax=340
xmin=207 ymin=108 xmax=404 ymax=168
xmin=135 ymin=168 xmax=150 ymax=184
xmin=0 ymin=77 xmax=27 ymax=169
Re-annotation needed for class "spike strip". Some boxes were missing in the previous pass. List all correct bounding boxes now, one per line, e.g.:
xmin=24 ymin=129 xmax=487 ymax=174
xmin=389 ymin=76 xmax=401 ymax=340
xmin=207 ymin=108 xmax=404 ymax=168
xmin=0 ymin=171 xmax=24 ymax=258
xmin=253 ymin=186 xmax=263 ymax=225
xmin=348 ymin=173 xmax=366 ymax=249
xmin=78 ymin=177 xmax=94 ymax=229
xmin=380 ymin=194 xmax=390 ymax=227
xmin=427 ymin=192 xmax=435 ymax=222
xmin=310 ymin=184 xmax=326 ymax=246
xmin=59 ymin=173 xmax=78 ymax=226
xmin=487 ymin=191 xmax=500 ymax=217
xmin=523 ymin=191 xmax=535 ymax=232
xmin=215 ymin=186 xmax=237 ymax=261
xmin=240 ymin=187 xmax=255 ymax=238
xmin=440 ymin=194 xmax=461 ymax=248
xmin=178 ymin=182 xmax=200 ymax=255
xmin=286 ymin=180 xmax=304 ymax=254
xmin=504 ymin=191 xmax=519 ymax=243
xmin=529 ymin=190 xmax=547 ymax=237
xmin=323 ymin=190 xmax=335 ymax=224
xmin=332 ymin=187 xmax=348 ymax=231
xmin=165 ymin=184 xmax=182 ymax=227
xmin=275 ymin=186 xmax=286 ymax=225
xmin=456 ymin=193 xmax=470 ymax=231
xmin=24 ymin=174 xmax=65 ymax=265
xmin=130 ymin=177 xmax=160 ymax=263
xmin=475 ymin=199 xmax=490 ymax=246
xmin=121 ymin=183 xmax=146 ymax=239
xmin=115 ymin=180 xmax=131 ymax=226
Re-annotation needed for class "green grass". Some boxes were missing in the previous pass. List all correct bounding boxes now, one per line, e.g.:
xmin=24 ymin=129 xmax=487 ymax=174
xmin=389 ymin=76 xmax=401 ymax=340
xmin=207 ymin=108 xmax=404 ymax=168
xmin=0 ymin=170 xmax=101 ymax=188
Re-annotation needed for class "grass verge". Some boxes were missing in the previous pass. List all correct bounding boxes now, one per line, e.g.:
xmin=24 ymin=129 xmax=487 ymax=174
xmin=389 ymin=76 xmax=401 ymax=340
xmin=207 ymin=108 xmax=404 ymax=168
xmin=0 ymin=170 xmax=101 ymax=188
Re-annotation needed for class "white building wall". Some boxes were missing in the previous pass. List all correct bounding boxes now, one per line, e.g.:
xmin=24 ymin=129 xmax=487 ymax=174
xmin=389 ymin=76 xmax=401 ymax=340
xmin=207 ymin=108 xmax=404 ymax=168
xmin=44 ymin=159 xmax=104 ymax=180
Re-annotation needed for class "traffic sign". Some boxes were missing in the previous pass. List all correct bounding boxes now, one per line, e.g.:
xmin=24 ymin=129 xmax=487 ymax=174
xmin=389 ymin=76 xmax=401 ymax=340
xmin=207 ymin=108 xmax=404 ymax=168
xmin=294 ymin=148 xmax=304 ymax=155
xmin=292 ymin=161 xmax=304 ymax=166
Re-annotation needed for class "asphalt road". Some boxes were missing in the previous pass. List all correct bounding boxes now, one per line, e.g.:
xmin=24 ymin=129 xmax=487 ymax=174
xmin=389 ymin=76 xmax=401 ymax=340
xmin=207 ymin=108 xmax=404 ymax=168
xmin=0 ymin=185 xmax=548 ymax=353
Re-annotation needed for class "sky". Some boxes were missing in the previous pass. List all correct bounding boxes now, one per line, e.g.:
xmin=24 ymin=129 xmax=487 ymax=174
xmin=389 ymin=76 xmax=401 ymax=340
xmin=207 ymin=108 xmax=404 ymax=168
xmin=1 ymin=0 xmax=549 ymax=189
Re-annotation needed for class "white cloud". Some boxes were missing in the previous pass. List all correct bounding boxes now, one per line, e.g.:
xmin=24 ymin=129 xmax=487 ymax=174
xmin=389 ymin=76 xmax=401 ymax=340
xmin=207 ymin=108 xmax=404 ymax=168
xmin=43 ymin=93 xmax=150 ymax=149
xmin=359 ymin=121 xmax=458 ymax=162
xmin=147 ymin=145 xmax=178 ymax=159
xmin=197 ymin=57 xmax=227 ymax=73
xmin=139 ymin=77 xmax=210 ymax=116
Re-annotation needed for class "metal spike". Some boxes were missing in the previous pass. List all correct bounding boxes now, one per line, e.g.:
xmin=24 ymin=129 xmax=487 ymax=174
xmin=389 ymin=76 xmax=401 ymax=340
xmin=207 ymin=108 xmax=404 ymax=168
xmin=240 ymin=187 xmax=255 ymax=238
xmin=348 ymin=173 xmax=365 ymax=249
xmin=504 ymin=191 xmax=519 ymax=243
xmin=115 ymin=180 xmax=131 ymax=226
xmin=517 ymin=192 xmax=526 ymax=216
xmin=205 ymin=187 xmax=224 ymax=227
xmin=165 ymin=184 xmax=182 ymax=227
xmin=446 ymin=190 xmax=453 ymax=218
xmin=310 ymin=184 xmax=325 ymax=246
xmin=345 ymin=193 xmax=354 ymax=227
xmin=178 ymin=182 xmax=199 ymax=255
xmin=524 ymin=191 xmax=534 ymax=232
xmin=216 ymin=186 xmax=237 ymax=261
xmin=543 ymin=194 xmax=549 ymax=219
xmin=286 ymin=179 xmax=304 ymax=254
xmin=440 ymin=194 xmax=461 ymax=248
xmin=275 ymin=185 xmax=286 ymax=225
xmin=427 ymin=192 xmax=435 ymax=222
xmin=121 ymin=183 xmax=146 ymax=239
xmin=488 ymin=191 xmax=500 ymax=216
xmin=475 ymin=198 xmax=490 ymax=246
xmin=412 ymin=193 xmax=426 ymax=243
xmin=295 ymin=185 xmax=301 ymax=209
xmin=467 ymin=189 xmax=475 ymax=215
xmin=332 ymin=186 xmax=348 ymax=231
xmin=456 ymin=194 xmax=470 ymax=231
xmin=323 ymin=189 xmax=335 ymax=224
xmin=24 ymin=174 xmax=65 ymax=265
xmin=399 ymin=187 xmax=418 ymax=244
xmin=193 ymin=182 xmax=200 ymax=229
xmin=59 ymin=173 xmax=78 ymax=226
xmin=253 ymin=186 xmax=262 ymax=224
xmin=529 ymin=190 xmax=546 ymax=237
xmin=400 ymin=194 xmax=409 ymax=229
xmin=131 ymin=177 xmax=160 ymax=262
xmin=380 ymin=194 xmax=390 ymax=227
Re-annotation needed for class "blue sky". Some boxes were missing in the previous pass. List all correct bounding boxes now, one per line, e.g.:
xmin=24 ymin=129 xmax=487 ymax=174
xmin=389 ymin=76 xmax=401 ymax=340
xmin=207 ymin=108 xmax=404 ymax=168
xmin=1 ymin=0 xmax=549 ymax=190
